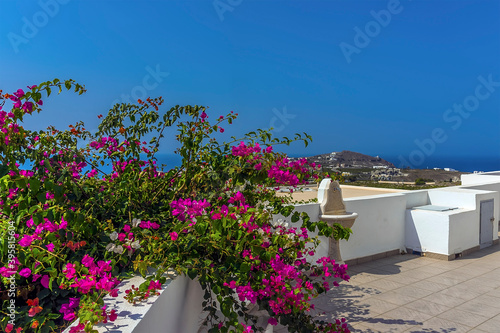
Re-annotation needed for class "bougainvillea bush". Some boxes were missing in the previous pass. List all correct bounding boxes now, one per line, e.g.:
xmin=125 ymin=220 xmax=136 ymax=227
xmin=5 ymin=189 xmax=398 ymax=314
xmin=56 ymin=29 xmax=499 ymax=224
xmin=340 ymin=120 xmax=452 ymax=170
xmin=0 ymin=80 xmax=352 ymax=333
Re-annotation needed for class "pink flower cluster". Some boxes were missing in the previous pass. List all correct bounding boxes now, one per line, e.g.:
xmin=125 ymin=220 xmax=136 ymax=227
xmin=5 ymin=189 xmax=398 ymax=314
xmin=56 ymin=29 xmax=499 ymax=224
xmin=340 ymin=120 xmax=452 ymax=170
xmin=267 ymin=157 xmax=320 ymax=186
xmin=59 ymin=297 xmax=80 ymax=321
xmin=62 ymin=255 xmax=119 ymax=302
xmin=0 ymin=257 xmax=19 ymax=278
xmin=34 ymin=150 xmax=87 ymax=179
xmin=9 ymin=88 xmax=41 ymax=113
xmin=18 ymin=216 xmax=68 ymax=249
xmin=171 ymin=198 xmax=210 ymax=222
xmin=90 ymin=137 xmax=121 ymax=156
xmin=0 ymin=87 xmax=42 ymax=146
xmin=316 ymin=257 xmax=350 ymax=290
xmin=139 ymin=220 xmax=160 ymax=230
xmin=0 ymin=216 xmax=69 ymax=280
xmin=231 ymin=141 xmax=271 ymax=157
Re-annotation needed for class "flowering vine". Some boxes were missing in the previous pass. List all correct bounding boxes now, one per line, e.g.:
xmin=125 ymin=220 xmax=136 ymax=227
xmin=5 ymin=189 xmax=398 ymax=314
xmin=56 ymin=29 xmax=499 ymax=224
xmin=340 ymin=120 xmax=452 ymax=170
xmin=0 ymin=80 xmax=352 ymax=333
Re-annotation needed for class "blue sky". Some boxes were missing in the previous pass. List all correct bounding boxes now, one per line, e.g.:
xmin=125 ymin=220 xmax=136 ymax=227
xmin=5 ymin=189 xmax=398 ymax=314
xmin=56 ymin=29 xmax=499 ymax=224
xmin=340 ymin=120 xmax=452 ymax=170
xmin=1 ymin=0 xmax=499 ymax=169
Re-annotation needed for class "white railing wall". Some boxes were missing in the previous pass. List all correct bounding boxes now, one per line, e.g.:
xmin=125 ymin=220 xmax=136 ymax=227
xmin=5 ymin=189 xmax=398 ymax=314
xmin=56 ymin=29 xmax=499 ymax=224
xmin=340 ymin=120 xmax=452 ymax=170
xmin=64 ymin=171 xmax=500 ymax=332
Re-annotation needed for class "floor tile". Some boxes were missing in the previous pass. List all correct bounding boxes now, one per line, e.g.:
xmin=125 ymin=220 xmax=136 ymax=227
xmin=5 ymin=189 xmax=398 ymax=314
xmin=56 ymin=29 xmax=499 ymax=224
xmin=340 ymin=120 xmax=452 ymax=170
xmin=405 ymin=299 xmax=451 ymax=316
xmin=474 ymin=316 xmax=500 ymax=332
xmin=455 ymin=299 xmax=500 ymax=318
xmin=437 ymin=308 xmax=490 ymax=327
xmin=384 ymin=306 xmax=433 ymax=323
xmin=419 ymin=317 xmax=471 ymax=333
xmin=433 ymin=286 xmax=482 ymax=301
xmin=421 ymin=293 xmax=467 ymax=308
xmin=409 ymin=280 xmax=449 ymax=293
xmin=370 ymin=291 xmax=418 ymax=306
xmin=392 ymin=285 xmax=435 ymax=299
xmin=363 ymin=279 xmax=406 ymax=292
xmin=271 ymin=243 xmax=500 ymax=333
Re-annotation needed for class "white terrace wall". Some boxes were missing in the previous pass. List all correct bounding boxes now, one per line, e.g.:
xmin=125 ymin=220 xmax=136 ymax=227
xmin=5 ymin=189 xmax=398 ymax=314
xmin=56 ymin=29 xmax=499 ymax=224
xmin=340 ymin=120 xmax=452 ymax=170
xmin=65 ymin=172 xmax=500 ymax=333
xmin=341 ymin=193 xmax=406 ymax=261
xmin=274 ymin=193 xmax=407 ymax=263
xmin=64 ymin=274 xmax=205 ymax=333
xmin=405 ymin=208 xmax=478 ymax=256
xmin=461 ymin=171 xmax=500 ymax=185
xmin=283 ymin=174 xmax=500 ymax=263
xmin=402 ymin=190 xmax=429 ymax=209
xmin=460 ymin=177 xmax=500 ymax=229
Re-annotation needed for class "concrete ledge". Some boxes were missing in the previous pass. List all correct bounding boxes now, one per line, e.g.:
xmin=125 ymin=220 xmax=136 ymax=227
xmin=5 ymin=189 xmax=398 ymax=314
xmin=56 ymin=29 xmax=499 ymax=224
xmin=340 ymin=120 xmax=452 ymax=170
xmin=405 ymin=245 xmax=482 ymax=261
xmin=63 ymin=274 xmax=204 ymax=333
xmin=345 ymin=249 xmax=401 ymax=266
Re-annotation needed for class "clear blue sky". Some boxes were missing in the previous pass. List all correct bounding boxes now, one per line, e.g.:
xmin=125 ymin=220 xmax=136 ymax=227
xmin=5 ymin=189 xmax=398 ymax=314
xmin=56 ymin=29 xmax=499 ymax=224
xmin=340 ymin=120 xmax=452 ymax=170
xmin=1 ymin=0 xmax=499 ymax=168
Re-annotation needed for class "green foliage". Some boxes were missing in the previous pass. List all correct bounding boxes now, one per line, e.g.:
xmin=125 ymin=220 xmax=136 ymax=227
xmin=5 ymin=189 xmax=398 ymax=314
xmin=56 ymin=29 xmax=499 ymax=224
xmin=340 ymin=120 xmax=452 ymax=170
xmin=0 ymin=80 xmax=351 ymax=333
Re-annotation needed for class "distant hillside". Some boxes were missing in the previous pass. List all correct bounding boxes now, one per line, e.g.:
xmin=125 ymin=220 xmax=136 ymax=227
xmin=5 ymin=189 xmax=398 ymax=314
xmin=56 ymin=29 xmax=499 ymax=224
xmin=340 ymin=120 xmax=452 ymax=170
xmin=298 ymin=150 xmax=395 ymax=169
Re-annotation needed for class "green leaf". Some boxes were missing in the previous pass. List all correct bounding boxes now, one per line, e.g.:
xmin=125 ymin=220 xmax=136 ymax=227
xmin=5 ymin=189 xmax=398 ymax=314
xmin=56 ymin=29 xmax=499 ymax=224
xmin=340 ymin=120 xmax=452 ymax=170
xmin=187 ymin=268 xmax=197 ymax=280
xmin=240 ymin=262 xmax=250 ymax=273
xmin=0 ymin=164 xmax=9 ymax=178
xmin=38 ymin=288 xmax=51 ymax=300
xmin=221 ymin=299 xmax=233 ymax=317
xmin=29 ymin=178 xmax=40 ymax=193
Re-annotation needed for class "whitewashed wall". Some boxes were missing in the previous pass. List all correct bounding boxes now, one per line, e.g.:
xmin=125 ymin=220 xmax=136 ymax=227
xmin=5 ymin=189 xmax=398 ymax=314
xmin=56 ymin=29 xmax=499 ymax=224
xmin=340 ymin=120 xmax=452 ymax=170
xmin=405 ymin=187 xmax=499 ymax=255
xmin=428 ymin=187 xmax=483 ymax=209
xmin=448 ymin=209 xmax=481 ymax=254
xmin=460 ymin=181 xmax=500 ymax=233
xmin=405 ymin=209 xmax=451 ymax=255
xmin=403 ymin=190 xmax=429 ymax=209
xmin=64 ymin=172 xmax=500 ymax=333
xmin=461 ymin=171 xmax=500 ymax=185
xmin=342 ymin=194 xmax=407 ymax=261
xmin=64 ymin=274 xmax=204 ymax=333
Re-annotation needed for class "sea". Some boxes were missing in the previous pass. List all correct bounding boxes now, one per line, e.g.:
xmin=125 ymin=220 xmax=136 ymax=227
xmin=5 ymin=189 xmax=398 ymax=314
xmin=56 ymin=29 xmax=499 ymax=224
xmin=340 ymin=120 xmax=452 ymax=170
xmin=383 ymin=155 xmax=500 ymax=173
xmin=153 ymin=154 xmax=500 ymax=173
xmin=287 ymin=153 xmax=500 ymax=174
xmin=18 ymin=153 xmax=500 ymax=174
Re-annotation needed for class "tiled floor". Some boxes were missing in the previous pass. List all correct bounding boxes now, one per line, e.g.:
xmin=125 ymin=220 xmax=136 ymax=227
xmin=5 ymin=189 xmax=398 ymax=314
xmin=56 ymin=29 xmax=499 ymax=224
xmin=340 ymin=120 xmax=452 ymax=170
xmin=298 ymin=243 xmax=500 ymax=333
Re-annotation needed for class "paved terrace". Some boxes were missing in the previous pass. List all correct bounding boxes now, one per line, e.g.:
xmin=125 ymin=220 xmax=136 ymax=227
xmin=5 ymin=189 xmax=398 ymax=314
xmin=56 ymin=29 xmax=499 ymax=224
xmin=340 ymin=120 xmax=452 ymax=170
xmin=273 ymin=240 xmax=500 ymax=333
xmin=276 ymin=185 xmax=405 ymax=201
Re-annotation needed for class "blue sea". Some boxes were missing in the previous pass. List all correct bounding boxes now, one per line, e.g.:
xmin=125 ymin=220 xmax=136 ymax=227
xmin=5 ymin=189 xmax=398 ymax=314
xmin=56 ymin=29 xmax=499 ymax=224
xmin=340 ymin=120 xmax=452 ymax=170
xmin=150 ymin=154 xmax=500 ymax=173
xmin=19 ymin=153 xmax=500 ymax=174
xmin=383 ymin=155 xmax=500 ymax=173
xmin=289 ymin=153 xmax=500 ymax=173
xmin=96 ymin=153 xmax=183 ymax=174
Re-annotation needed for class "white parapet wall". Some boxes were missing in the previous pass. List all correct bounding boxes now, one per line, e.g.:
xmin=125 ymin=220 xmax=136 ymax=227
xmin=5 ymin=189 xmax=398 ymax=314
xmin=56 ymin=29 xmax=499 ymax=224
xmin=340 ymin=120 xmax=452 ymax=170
xmin=283 ymin=173 xmax=500 ymax=263
xmin=461 ymin=171 xmax=500 ymax=185
xmin=275 ymin=193 xmax=408 ymax=263
xmin=342 ymin=193 xmax=407 ymax=261
xmin=405 ymin=208 xmax=478 ymax=256
xmin=64 ymin=172 xmax=500 ymax=332
xmin=63 ymin=274 xmax=205 ymax=333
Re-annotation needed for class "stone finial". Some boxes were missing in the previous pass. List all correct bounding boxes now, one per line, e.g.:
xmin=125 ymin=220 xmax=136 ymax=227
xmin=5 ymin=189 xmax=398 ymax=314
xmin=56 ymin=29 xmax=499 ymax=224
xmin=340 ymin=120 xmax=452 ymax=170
xmin=320 ymin=179 xmax=347 ymax=215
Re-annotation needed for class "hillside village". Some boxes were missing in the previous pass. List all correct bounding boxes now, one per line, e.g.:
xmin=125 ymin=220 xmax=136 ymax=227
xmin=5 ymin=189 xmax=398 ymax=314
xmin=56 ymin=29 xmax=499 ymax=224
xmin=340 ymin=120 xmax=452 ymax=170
xmin=293 ymin=151 xmax=465 ymax=184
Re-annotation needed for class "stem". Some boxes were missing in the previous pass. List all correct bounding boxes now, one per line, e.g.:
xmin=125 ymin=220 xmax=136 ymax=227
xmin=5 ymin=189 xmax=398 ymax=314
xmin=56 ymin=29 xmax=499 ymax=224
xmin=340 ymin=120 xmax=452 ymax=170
xmin=31 ymin=245 xmax=66 ymax=261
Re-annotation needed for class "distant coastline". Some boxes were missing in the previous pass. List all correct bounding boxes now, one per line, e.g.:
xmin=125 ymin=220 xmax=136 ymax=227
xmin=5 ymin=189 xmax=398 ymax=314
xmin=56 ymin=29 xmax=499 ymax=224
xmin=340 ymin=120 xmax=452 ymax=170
xmin=383 ymin=155 xmax=500 ymax=173
xmin=286 ymin=151 xmax=500 ymax=174
xmin=153 ymin=152 xmax=500 ymax=173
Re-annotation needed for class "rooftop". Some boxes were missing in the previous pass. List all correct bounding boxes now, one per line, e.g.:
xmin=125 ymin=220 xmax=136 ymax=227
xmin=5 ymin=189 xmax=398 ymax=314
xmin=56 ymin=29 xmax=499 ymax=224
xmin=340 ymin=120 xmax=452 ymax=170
xmin=276 ymin=184 xmax=405 ymax=201
xmin=274 ymin=236 xmax=500 ymax=333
